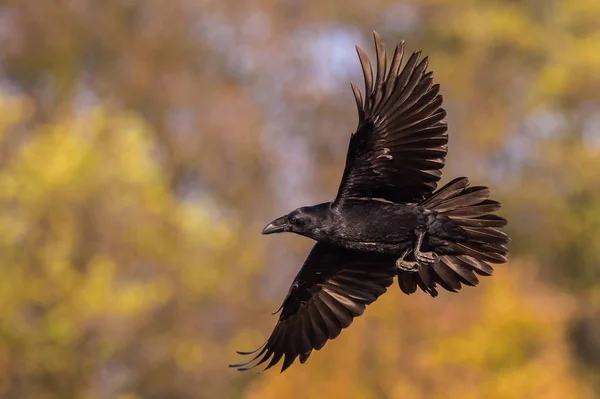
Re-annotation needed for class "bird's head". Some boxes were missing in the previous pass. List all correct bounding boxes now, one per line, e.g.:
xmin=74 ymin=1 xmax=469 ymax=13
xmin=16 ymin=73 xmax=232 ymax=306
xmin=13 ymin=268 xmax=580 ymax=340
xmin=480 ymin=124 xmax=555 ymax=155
xmin=262 ymin=204 xmax=330 ymax=239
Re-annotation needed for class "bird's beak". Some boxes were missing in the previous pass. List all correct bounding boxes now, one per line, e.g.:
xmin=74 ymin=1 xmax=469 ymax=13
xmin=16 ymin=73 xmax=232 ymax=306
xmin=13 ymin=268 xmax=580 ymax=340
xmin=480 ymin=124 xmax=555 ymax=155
xmin=262 ymin=216 xmax=288 ymax=235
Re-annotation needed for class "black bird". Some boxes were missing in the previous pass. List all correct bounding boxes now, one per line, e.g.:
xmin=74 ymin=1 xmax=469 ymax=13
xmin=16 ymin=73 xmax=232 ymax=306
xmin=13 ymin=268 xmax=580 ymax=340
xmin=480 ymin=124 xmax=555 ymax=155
xmin=231 ymin=32 xmax=508 ymax=373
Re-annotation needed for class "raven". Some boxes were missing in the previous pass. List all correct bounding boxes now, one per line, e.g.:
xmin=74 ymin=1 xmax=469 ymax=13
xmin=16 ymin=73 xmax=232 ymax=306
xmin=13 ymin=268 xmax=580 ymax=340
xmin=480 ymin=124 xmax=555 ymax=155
xmin=231 ymin=32 xmax=508 ymax=373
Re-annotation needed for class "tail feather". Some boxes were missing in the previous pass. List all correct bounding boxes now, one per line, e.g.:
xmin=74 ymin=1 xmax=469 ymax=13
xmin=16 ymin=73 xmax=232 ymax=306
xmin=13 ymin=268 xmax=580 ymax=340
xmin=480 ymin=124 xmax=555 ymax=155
xmin=457 ymin=254 xmax=494 ymax=276
xmin=425 ymin=187 xmax=491 ymax=212
xmin=419 ymin=177 xmax=469 ymax=208
xmin=432 ymin=260 xmax=462 ymax=291
xmin=398 ymin=273 xmax=418 ymax=294
xmin=457 ymin=215 xmax=507 ymax=228
xmin=461 ymin=226 xmax=508 ymax=244
xmin=453 ymin=242 xmax=506 ymax=263
xmin=397 ymin=177 xmax=509 ymax=297
xmin=439 ymin=256 xmax=479 ymax=286
xmin=444 ymin=200 xmax=501 ymax=218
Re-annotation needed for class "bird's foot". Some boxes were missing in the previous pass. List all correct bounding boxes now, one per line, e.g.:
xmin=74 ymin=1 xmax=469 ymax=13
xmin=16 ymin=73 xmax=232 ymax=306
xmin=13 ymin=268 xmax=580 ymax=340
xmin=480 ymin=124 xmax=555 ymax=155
xmin=414 ymin=249 xmax=438 ymax=264
xmin=396 ymin=257 xmax=420 ymax=272
xmin=396 ymin=249 xmax=420 ymax=272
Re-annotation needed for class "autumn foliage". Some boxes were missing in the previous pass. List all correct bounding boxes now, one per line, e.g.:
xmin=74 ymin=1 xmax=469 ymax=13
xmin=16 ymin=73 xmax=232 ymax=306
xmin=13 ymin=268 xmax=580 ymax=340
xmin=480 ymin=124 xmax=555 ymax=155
xmin=0 ymin=0 xmax=599 ymax=398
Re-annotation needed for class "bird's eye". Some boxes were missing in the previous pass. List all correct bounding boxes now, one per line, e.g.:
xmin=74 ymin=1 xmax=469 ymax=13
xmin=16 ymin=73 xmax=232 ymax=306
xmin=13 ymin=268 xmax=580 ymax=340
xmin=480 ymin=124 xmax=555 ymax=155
xmin=288 ymin=215 xmax=297 ymax=224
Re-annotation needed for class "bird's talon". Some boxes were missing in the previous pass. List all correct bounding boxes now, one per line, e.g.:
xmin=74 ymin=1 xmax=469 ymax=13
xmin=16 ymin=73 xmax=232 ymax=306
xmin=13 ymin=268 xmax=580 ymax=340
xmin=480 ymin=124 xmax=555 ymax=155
xmin=396 ymin=258 xmax=420 ymax=272
xmin=414 ymin=250 xmax=438 ymax=264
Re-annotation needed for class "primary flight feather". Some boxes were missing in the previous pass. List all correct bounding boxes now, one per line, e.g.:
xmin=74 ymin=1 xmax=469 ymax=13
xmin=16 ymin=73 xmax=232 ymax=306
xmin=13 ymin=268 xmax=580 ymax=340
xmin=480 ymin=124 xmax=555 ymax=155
xmin=231 ymin=31 xmax=509 ymax=373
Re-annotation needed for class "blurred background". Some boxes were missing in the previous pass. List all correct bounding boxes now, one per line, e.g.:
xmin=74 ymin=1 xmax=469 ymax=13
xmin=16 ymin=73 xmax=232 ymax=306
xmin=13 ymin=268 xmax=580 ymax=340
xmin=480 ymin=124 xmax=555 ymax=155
xmin=0 ymin=0 xmax=600 ymax=398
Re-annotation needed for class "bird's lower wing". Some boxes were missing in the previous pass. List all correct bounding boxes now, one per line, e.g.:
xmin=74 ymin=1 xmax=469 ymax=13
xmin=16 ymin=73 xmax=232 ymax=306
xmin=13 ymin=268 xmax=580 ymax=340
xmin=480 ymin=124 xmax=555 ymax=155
xmin=230 ymin=242 xmax=396 ymax=373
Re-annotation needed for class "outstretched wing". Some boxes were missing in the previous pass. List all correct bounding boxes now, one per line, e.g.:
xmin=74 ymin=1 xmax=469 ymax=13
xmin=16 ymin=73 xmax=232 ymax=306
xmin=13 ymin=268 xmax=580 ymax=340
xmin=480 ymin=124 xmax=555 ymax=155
xmin=334 ymin=31 xmax=448 ymax=206
xmin=230 ymin=242 xmax=396 ymax=373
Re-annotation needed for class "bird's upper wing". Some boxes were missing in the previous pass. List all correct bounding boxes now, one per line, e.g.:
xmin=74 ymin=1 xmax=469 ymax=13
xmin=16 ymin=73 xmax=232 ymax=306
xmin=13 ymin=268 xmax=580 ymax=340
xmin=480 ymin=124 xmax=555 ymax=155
xmin=230 ymin=242 xmax=396 ymax=373
xmin=334 ymin=32 xmax=448 ymax=206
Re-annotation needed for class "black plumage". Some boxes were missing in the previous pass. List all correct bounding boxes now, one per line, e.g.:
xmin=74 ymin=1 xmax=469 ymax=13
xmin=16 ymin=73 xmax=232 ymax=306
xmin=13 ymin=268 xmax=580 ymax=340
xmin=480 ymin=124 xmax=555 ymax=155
xmin=230 ymin=243 xmax=396 ymax=373
xmin=231 ymin=32 xmax=509 ymax=373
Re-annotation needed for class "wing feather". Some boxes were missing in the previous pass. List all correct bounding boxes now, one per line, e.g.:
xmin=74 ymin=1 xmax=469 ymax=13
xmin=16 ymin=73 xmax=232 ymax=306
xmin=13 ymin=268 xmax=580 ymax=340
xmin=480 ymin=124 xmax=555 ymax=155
xmin=230 ymin=243 xmax=395 ymax=373
xmin=335 ymin=32 xmax=448 ymax=205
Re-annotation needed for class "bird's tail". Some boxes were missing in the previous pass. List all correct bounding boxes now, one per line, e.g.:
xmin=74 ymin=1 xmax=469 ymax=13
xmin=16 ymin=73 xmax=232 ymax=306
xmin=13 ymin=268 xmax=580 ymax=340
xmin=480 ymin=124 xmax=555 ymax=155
xmin=399 ymin=177 xmax=508 ymax=297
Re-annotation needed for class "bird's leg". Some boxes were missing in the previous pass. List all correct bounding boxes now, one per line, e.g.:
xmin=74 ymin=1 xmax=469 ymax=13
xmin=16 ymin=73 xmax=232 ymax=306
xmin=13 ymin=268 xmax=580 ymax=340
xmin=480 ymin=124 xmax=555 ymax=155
xmin=397 ymin=231 xmax=439 ymax=272
xmin=396 ymin=248 xmax=420 ymax=272
xmin=412 ymin=230 xmax=438 ymax=264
